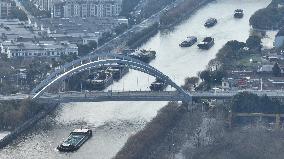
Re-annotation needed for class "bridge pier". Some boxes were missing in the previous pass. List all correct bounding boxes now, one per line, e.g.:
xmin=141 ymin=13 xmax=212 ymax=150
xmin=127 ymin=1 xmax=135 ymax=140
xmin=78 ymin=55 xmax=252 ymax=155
xmin=182 ymin=98 xmax=194 ymax=112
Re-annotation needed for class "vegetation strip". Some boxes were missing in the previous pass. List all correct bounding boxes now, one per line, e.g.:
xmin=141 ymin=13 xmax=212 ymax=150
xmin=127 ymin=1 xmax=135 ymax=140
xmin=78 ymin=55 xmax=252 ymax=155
xmin=114 ymin=102 xmax=186 ymax=159
xmin=0 ymin=100 xmax=58 ymax=148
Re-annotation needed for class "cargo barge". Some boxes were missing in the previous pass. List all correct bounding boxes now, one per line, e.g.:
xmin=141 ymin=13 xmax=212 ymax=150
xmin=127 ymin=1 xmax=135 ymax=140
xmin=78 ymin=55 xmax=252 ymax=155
xmin=57 ymin=128 xmax=92 ymax=152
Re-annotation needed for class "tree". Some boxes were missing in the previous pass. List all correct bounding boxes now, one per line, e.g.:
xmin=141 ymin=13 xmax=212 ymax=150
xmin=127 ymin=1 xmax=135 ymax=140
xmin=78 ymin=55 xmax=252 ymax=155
xmin=199 ymin=70 xmax=211 ymax=82
xmin=120 ymin=0 xmax=140 ymax=16
xmin=231 ymin=92 xmax=260 ymax=113
xmin=114 ymin=23 xmax=128 ymax=35
xmin=272 ymin=62 xmax=281 ymax=77
xmin=183 ymin=76 xmax=199 ymax=91
xmin=10 ymin=7 xmax=28 ymax=21
xmin=77 ymin=40 xmax=97 ymax=56
xmin=246 ymin=36 xmax=261 ymax=50
xmin=98 ymin=32 xmax=113 ymax=46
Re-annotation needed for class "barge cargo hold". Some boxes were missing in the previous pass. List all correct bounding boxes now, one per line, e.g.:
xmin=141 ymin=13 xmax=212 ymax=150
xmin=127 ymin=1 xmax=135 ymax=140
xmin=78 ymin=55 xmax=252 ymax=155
xmin=179 ymin=36 xmax=197 ymax=47
xmin=197 ymin=37 xmax=215 ymax=50
xmin=129 ymin=49 xmax=156 ymax=63
xmin=204 ymin=18 xmax=217 ymax=27
xmin=234 ymin=9 xmax=244 ymax=18
xmin=150 ymin=79 xmax=168 ymax=91
xmin=57 ymin=129 xmax=92 ymax=152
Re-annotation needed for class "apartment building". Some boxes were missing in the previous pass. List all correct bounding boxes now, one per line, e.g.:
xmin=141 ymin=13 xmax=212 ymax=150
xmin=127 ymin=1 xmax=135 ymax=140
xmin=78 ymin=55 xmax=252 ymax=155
xmin=53 ymin=0 xmax=122 ymax=18
xmin=0 ymin=0 xmax=12 ymax=19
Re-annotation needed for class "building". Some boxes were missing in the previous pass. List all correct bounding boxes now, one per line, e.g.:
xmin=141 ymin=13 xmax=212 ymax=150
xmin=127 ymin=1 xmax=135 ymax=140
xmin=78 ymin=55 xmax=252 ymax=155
xmin=0 ymin=19 xmax=79 ymax=59
xmin=35 ymin=0 xmax=54 ymax=11
xmin=53 ymin=0 xmax=122 ymax=18
xmin=0 ymin=0 xmax=12 ymax=19
xmin=274 ymin=28 xmax=284 ymax=48
xmin=0 ymin=41 xmax=78 ymax=58
xmin=258 ymin=65 xmax=274 ymax=73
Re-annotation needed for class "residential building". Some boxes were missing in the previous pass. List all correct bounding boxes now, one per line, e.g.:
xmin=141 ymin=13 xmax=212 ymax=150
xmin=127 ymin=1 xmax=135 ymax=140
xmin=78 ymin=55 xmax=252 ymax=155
xmin=53 ymin=0 xmax=122 ymax=18
xmin=0 ymin=0 xmax=12 ymax=19
xmin=37 ymin=0 xmax=53 ymax=11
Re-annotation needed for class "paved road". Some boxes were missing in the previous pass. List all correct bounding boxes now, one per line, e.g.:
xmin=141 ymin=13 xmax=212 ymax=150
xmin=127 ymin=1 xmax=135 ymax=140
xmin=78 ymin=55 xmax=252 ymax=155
xmin=2 ymin=90 xmax=284 ymax=102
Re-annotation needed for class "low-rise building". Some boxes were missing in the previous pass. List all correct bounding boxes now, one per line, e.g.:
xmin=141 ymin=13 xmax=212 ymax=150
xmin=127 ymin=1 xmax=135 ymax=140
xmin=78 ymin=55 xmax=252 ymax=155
xmin=0 ymin=0 xmax=12 ymax=19
xmin=258 ymin=64 xmax=274 ymax=73
xmin=0 ymin=41 xmax=78 ymax=58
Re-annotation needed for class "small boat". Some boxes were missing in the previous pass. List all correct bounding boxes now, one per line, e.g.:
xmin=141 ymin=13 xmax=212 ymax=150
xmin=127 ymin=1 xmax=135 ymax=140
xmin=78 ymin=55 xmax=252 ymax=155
xmin=179 ymin=36 xmax=197 ymax=47
xmin=234 ymin=9 xmax=244 ymax=18
xmin=57 ymin=128 xmax=92 ymax=152
xmin=197 ymin=37 xmax=214 ymax=50
xmin=150 ymin=78 xmax=168 ymax=91
xmin=204 ymin=18 xmax=217 ymax=28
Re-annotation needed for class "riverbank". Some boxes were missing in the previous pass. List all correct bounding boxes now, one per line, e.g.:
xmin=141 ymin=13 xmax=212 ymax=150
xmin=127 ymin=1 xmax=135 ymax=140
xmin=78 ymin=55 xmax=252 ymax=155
xmin=250 ymin=0 xmax=284 ymax=30
xmin=160 ymin=0 xmax=213 ymax=29
xmin=0 ymin=101 xmax=58 ymax=148
xmin=114 ymin=102 xmax=196 ymax=159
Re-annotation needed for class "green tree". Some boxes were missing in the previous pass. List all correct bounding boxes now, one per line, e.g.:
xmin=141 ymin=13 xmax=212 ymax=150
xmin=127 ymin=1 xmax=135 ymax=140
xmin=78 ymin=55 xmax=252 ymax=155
xmin=199 ymin=70 xmax=211 ymax=82
xmin=246 ymin=36 xmax=261 ymax=50
xmin=10 ymin=7 xmax=28 ymax=21
xmin=182 ymin=76 xmax=199 ymax=91
xmin=77 ymin=40 xmax=97 ymax=56
xmin=114 ymin=23 xmax=128 ymax=35
xmin=272 ymin=62 xmax=281 ymax=77
xmin=120 ymin=0 xmax=140 ymax=16
xmin=231 ymin=92 xmax=260 ymax=113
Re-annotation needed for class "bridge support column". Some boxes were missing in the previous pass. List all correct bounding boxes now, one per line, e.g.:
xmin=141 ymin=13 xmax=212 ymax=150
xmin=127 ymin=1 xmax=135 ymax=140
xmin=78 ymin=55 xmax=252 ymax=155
xmin=276 ymin=114 xmax=281 ymax=129
xmin=228 ymin=110 xmax=233 ymax=129
xmin=182 ymin=99 xmax=193 ymax=112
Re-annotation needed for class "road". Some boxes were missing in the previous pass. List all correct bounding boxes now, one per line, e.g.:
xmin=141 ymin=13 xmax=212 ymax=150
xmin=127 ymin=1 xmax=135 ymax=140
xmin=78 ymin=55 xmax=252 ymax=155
xmin=2 ymin=90 xmax=284 ymax=102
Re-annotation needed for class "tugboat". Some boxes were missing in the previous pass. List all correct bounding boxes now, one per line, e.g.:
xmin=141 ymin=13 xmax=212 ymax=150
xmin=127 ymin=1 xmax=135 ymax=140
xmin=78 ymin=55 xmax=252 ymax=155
xmin=204 ymin=18 xmax=217 ymax=28
xmin=197 ymin=37 xmax=214 ymax=50
xmin=57 ymin=128 xmax=92 ymax=152
xmin=234 ymin=9 xmax=244 ymax=18
xmin=150 ymin=79 xmax=168 ymax=91
xmin=129 ymin=49 xmax=156 ymax=63
xmin=89 ymin=69 xmax=113 ymax=91
xmin=179 ymin=36 xmax=197 ymax=47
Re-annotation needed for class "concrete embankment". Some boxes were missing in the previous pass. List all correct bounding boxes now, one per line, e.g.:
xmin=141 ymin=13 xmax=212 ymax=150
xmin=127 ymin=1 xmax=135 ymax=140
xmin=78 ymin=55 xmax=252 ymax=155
xmin=160 ymin=0 xmax=213 ymax=29
xmin=127 ymin=23 xmax=159 ymax=49
xmin=0 ymin=102 xmax=58 ymax=148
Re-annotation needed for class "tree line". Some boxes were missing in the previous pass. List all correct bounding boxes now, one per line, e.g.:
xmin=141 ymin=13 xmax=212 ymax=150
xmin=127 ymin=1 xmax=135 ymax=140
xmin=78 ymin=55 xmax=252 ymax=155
xmin=231 ymin=92 xmax=284 ymax=114
xmin=250 ymin=0 xmax=284 ymax=30
xmin=0 ymin=99 xmax=45 ymax=130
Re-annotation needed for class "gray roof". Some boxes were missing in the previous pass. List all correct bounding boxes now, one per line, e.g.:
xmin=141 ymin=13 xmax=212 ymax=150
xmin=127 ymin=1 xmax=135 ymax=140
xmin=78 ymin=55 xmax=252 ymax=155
xmin=276 ymin=28 xmax=284 ymax=37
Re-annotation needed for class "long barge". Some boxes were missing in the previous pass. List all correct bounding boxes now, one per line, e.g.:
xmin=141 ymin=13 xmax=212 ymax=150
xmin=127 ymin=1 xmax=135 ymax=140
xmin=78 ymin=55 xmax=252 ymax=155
xmin=57 ymin=128 xmax=92 ymax=152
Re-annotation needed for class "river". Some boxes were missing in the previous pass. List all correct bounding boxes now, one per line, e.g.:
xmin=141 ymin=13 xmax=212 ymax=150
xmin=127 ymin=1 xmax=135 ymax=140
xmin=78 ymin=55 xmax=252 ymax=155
xmin=0 ymin=0 xmax=271 ymax=158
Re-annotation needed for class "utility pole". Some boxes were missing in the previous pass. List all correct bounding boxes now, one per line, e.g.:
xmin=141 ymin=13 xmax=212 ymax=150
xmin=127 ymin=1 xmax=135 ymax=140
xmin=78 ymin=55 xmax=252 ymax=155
xmin=260 ymin=78 xmax=263 ymax=91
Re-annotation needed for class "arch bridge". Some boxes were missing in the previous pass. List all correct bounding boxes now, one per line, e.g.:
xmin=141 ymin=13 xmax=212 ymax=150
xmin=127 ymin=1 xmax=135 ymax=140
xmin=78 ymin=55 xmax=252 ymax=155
xmin=31 ymin=53 xmax=192 ymax=103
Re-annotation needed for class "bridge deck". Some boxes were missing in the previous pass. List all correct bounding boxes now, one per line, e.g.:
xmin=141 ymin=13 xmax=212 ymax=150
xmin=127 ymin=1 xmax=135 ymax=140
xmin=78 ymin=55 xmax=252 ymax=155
xmin=2 ymin=90 xmax=284 ymax=103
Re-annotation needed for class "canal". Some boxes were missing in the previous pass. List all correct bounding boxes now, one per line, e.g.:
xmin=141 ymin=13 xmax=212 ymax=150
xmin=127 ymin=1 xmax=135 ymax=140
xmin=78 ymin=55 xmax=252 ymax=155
xmin=0 ymin=0 xmax=271 ymax=158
